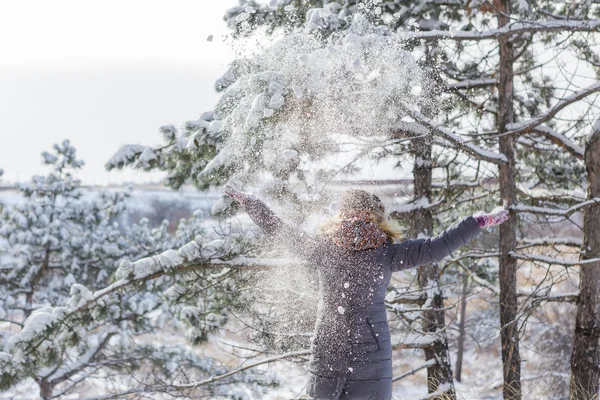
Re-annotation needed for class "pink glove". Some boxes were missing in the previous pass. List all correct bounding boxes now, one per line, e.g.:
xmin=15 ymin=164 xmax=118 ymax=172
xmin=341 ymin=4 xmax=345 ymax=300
xmin=473 ymin=206 xmax=509 ymax=228
xmin=223 ymin=184 xmax=255 ymax=206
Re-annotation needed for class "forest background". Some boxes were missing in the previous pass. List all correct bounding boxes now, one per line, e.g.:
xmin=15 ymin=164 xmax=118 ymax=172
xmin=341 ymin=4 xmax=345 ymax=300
xmin=1 ymin=1 xmax=600 ymax=399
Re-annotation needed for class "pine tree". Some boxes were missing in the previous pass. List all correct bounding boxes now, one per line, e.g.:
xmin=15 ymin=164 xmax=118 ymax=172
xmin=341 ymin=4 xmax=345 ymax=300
xmin=0 ymin=142 xmax=273 ymax=398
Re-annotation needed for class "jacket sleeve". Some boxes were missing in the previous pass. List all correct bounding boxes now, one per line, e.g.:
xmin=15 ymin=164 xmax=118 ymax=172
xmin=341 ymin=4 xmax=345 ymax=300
xmin=243 ymin=197 xmax=321 ymax=259
xmin=390 ymin=216 xmax=481 ymax=272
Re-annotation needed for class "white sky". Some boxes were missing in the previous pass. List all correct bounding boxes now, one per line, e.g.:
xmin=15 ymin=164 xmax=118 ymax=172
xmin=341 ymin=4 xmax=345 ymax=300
xmin=0 ymin=0 xmax=239 ymax=185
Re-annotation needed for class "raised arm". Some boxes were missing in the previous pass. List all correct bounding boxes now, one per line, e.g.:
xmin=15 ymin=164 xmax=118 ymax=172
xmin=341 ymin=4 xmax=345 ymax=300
xmin=224 ymin=184 xmax=321 ymax=259
xmin=390 ymin=206 xmax=508 ymax=272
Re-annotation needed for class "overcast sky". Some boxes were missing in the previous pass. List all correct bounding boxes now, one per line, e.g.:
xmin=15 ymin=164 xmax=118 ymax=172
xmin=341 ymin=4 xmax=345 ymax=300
xmin=0 ymin=0 xmax=239 ymax=185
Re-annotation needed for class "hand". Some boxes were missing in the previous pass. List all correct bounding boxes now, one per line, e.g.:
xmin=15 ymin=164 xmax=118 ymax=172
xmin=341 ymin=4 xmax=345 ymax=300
xmin=223 ymin=183 xmax=255 ymax=206
xmin=473 ymin=206 xmax=509 ymax=228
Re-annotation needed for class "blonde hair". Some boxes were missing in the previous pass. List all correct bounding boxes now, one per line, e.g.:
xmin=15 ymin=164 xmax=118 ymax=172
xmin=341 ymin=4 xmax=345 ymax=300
xmin=318 ymin=211 xmax=404 ymax=241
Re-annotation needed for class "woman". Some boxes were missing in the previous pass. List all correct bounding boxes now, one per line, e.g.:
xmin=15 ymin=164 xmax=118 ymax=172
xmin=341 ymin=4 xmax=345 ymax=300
xmin=224 ymin=185 xmax=508 ymax=400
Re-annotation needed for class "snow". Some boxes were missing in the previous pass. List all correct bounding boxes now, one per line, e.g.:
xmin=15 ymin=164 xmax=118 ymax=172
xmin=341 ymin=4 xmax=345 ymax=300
xmin=164 ymin=284 xmax=186 ymax=301
xmin=283 ymin=149 xmax=298 ymax=159
xmin=385 ymin=291 xmax=396 ymax=302
xmin=211 ymin=196 xmax=234 ymax=216
xmin=137 ymin=148 xmax=157 ymax=167
xmin=343 ymin=282 xmax=349 ymax=289
xmin=389 ymin=197 xmax=440 ymax=214
xmin=235 ymin=12 xmax=250 ymax=22
xmin=200 ymin=151 xmax=228 ymax=177
xmin=41 ymin=151 xmax=58 ymax=164
xmin=269 ymin=93 xmax=285 ymax=109
xmin=200 ymin=239 xmax=227 ymax=259
xmin=105 ymin=144 xmax=145 ymax=170
xmin=263 ymin=108 xmax=274 ymax=118
xmin=292 ymin=85 xmax=302 ymax=98
xmin=208 ymin=120 xmax=223 ymax=133
xmin=159 ymin=125 xmax=177 ymax=141
xmin=594 ymin=118 xmax=600 ymax=132
xmin=268 ymin=0 xmax=277 ymax=9
xmin=115 ymin=259 xmax=134 ymax=280
xmin=298 ymin=54 xmax=309 ymax=64
xmin=156 ymin=249 xmax=183 ymax=270
xmin=186 ymin=118 xmax=210 ymax=130
xmin=417 ymin=383 xmax=452 ymax=399
xmin=337 ymin=306 xmax=345 ymax=315
xmin=178 ymin=237 xmax=203 ymax=261
xmin=9 ymin=309 xmax=55 ymax=346
xmin=67 ymin=284 xmax=95 ymax=309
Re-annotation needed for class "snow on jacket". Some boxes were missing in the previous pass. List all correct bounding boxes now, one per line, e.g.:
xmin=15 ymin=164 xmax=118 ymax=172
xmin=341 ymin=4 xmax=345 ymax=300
xmin=243 ymin=198 xmax=482 ymax=400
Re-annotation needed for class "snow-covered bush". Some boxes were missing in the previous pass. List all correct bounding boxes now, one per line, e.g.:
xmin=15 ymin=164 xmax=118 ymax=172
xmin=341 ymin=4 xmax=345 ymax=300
xmin=0 ymin=142 xmax=272 ymax=398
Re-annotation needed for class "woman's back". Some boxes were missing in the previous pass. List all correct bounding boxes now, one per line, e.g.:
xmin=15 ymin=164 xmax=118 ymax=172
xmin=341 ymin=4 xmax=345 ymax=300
xmin=223 ymin=186 xmax=493 ymax=399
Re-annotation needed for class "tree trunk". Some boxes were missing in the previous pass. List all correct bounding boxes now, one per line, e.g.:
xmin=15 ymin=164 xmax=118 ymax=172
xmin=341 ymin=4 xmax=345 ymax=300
xmin=412 ymin=135 xmax=456 ymax=399
xmin=455 ymin=272 xmax=469 ymax=383
xmin=39 ymin=380 xmax=52 ymax=400
xmin=569 ymin=124 xmax=600 ymax=400
xmin=496 ymin=1 xmax=522 ymax=399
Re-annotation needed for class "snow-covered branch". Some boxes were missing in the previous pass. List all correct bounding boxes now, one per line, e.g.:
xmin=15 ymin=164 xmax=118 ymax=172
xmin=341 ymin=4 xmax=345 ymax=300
xmin=44 ymin=330 xmax=116 ymax=384
xmin=386 ymin=293 xmax=428 ymax=305
xmin=530 ymin=126 xmax=584 ymax=160
xmin=512 ymin=198 xmax=600 ymax=217
xmin=510 ymin=252 xmax=600 ymax=266
xmin=506 ymin=82 xmax=600 ymax=136
xmin=392 ymin=359 xmax=437 ymax=383
xmin=399 ymin=104 xmax=508 ymax=165
xmin=388 ymin=197 xmax=445 ymax=217
xmin=518 ymin=290 xmax=579 ymax=303
xmin=518 ymin=237 xmax=583 ymax=248
xmin=446 ymin=78 xmax=496 ymax=90
xmin=399 ymin=19 xmax=600 ymax=41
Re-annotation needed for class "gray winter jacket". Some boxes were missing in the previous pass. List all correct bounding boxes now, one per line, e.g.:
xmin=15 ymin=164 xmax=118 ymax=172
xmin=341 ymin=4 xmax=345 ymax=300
xmin=243 ymin=198 xmax=482 ymax=399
